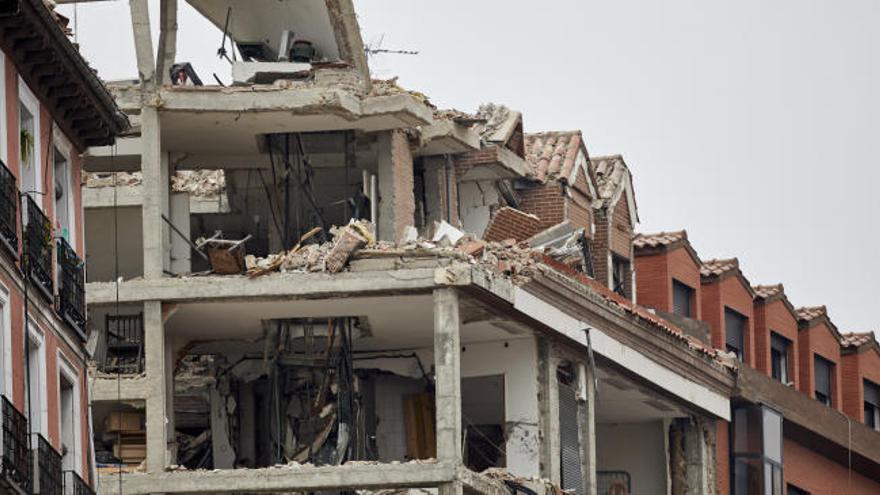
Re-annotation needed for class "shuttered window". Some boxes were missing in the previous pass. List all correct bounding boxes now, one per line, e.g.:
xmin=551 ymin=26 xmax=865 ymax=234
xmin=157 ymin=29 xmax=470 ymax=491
xmin=865 ymin=380 xmax=880 ymax=430
xmin=814 ymin=355 xmax=834 ymax=406
xmin=725 ymin=308 xmax=746 ymax=361
xmin=558 ymin=368 xmax=584 ymax=495
xmin=672 ymin=280 xmax=693 ymax=317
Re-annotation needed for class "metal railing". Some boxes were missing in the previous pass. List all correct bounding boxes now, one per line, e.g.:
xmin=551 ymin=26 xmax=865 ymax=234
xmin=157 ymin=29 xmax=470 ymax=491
xmin=0 ymin=160 xmax=18 ymax=259
xmin=63 ymin=470 xmax=94 ymax=495
xmin=0 ymin=396 xmax=31 ymax=493
xmin=56 ymin=238 xmax=86 ymax=340
xmin=24 ymin=196 xmax=53 ymax=300
xmin=32 ymin=433 xmax=62 ymax=495
xmin=100 ymin=313 xmax=144 ymax=375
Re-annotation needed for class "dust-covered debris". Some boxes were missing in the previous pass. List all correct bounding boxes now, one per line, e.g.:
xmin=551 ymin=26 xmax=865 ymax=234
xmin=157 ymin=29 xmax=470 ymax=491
xmin=83 ymin=170 xmax=226 ymax=197
xmin=368 ymin=78 xmax=434 ymax=109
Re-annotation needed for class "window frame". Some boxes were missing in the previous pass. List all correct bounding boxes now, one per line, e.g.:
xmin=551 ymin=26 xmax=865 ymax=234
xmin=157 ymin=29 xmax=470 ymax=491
xmin=730 ymin=404 xmax=784 ymax=495
xmin=25 ymin=320 xmax=48 ymax=436
xmin=0 ymin=283 xmax=10 ymax=397
xmin=0 ymin=50 xmax=6 ymax=165
xmin=56 ymin=352 xmax=82 ymax=474
xmin=864 ymin=379 xmax=880 ymax=431
xmin=725 ymin=307 xmax=746 ymax=361
xmin=672 ymin=279 xmax=694 ymax=317
xmin=813 ymin=354 xmax=834 ymax=407
xmin=18 ymin=76 xmax=42 ymax=202
xmin=52 ymin=129 xmax=76 ymax=247
xmin=770 ymin=332 xmax=791 ymax=385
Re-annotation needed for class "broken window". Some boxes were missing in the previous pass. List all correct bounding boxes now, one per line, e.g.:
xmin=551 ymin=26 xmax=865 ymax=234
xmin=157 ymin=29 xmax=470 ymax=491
xmin=864 ymin=379 xmax=879 ymax=431
xmin=724 ymin=308 xmax=746 ymax=361
xmin=672 ymin=279 xmax=693 ymax=317
xmin=770 ymin=333 xmax=791 ymax=385
xmin=813 ymin=355 xmax=834 ymax=407
xmin=462 ymin=375 xmax=505 ymax=472
xmin=611 ymin=255 xmax=630 ymax=299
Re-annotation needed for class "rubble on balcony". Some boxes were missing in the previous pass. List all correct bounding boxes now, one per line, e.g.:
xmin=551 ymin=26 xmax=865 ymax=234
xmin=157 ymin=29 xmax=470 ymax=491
xmin=83 ymin=170 xmax=226 ymax=197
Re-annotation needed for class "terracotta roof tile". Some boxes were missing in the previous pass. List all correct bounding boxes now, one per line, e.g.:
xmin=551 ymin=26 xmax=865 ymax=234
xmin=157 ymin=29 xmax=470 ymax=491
xmin=700 ymin=258 xmax=739 ymax=278
xmin=753 ymin=284 xmax=783 ymax=299
xmin=473 ymin=103 xmax=522 ymax=143
xmin=524 ymin=131 xmax=583 ymax=183
xmin=840 ymin=331 xmax=875 ymax=348
xmin=590 ymin=155 xmax=629 ymax=203
xmin=633 ymin=230 xmax=687 ymax=249
xmin=796 ymin=305 xmax=827 ymax=322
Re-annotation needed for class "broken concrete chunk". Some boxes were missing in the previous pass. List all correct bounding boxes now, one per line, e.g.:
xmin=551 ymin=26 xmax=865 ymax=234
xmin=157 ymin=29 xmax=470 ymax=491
xmin=325 ymin=226 xmax=368 ymax=273
xmin=431 ymin=220 xmax=465 ymax=245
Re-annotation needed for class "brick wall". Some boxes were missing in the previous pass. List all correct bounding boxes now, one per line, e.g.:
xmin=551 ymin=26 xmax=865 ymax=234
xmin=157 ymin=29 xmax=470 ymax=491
xmin=567 ymin=189 xmax=593 ymax=232
xmin=390 ymin=130 xmax=415 ymax=241
xmin=753 ymin=300 xmax=800 ymax=389
xmin=590 ymin=208 xmax=610 ymax=288
xmin=797 ymin=322 xmax=843 ymax=411
xmin=784 ymin=437 xmax=880 ymax=494
xmin=716 ymin=421 xmax=729 ymax=495
xmin=453 ymin=147 xmax=499 ymax=179
xmin=634 ymin=247 xmax=702 ymax=319
xmin=842 ymin=348 xmax=880 ymax=423
xmin=518 ymin=183 xmax=566 ymax=231
xmin=483 ymin=207 xmax=542 ymax=242
xmin=609 ymin=197 xmax=632 ymax=258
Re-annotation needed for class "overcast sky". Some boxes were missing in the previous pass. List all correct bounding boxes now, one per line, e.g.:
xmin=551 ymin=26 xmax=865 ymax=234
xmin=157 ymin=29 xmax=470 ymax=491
xmin=59 ymin=1 xmax=879 ymax=334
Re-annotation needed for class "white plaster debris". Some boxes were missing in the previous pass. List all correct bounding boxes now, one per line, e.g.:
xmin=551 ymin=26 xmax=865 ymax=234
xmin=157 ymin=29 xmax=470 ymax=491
xmin=83 ymin=170 xmax=226 ymax=197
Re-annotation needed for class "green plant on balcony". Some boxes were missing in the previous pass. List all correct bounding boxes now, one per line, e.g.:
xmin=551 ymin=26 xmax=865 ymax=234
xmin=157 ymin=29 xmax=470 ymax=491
xmin=20 ymin=129 xmax=34 ymax=165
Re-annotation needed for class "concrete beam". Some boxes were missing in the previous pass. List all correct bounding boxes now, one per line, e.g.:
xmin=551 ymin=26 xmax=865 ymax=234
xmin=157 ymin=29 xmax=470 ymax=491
xmin=98 ymin=461 xmax=457 ymax=494
xmin=86 ymin=266 xmax=454 ymax=305
xmin=91 ymin=376 xmax=149 ymax=402
xmin=84 ymin=187 xmax=230 ymax=215
xmin=129 ymin=0 xmax=155 ymax=83
xmin=433 ymin=288 xmax=462 ymax=463
xmin=155 ymin=0 xmax=178 ymax=85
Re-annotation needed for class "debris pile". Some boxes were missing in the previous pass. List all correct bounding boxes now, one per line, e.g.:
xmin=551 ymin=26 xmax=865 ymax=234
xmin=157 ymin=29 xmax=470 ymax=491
xmin=83 ymin=170 xmax=226 ymax=197
xmin=242 ymin=220 xmax=539 ymax=284
xmin=369 ymin=78 xmax=434 ymax=108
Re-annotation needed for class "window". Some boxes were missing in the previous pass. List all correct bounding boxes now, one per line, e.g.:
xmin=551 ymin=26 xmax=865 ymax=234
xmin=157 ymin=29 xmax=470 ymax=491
xmin=787 ymin=484 xmax=809 ymax=495
xmin=25 ymin=322 xmax=47 ymax=436
xmin=557 ymin=363 xmax=584 ymax=495
xmin=58 ymin=357 xmax=81 ymax=473
xmin=18 ymin=77 xmax=42 ymax=203
xmin=770 ymin=333 xmax=791 ymax=384
xmin=865 ymin=380 xmax=880 ymax=431
xmin=725 ymin=308 xmax=746 ymax=361
xmin=0 ymin=51 xmax=6 ymax=164
xmin=611 ymin=255 xmax=630 ymax=299
xmin=53 ymin=144 xmax=73 ymax=243
xmin=672 ymin=279 xmax=694 ymax=317
xmin=0 ymin=285 xmax=9 ymax=397
xmin=731 ymin=405 xmax=784 ymax=495
xmin=813 ymin=355 xmax=834 ymax=407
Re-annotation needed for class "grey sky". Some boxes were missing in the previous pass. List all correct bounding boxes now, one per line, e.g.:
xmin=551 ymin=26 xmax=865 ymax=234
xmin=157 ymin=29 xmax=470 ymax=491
xmin=59 ymin=1 xmax=880 ymax=333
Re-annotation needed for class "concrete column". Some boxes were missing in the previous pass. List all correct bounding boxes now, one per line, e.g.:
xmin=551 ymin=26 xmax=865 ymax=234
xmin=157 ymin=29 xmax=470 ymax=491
xmin=537 ymin=338 xmax=561 ymax=484
xmin=670 ymin=417 xmax=715 ymax=495
xmin=433 ymin=288 xmax=461 ymax=463
xmin=376 ymin=130 xmax=415 ymax=242
xmin=129 ymin=0 xmax=155 ymax=83
xmin=144 ymin=301 xmax=169 ymax=472
xmin=169 ymin=192 xmax=191 ymax=275
xmin=577 ymin=363 xmax=597 ymax=495
xmin=140 ymin=107 xmax=169 ymax=279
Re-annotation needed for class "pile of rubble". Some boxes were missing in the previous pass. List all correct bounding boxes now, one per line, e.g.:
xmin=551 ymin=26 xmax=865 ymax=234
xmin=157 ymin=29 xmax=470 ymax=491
xmin=369 ymin=78 xmax=434 ymax=108
xmin=243 ymin=220 xmax=539 ymax=284
xmin=83 ymin=170 xmax=226 ymax=197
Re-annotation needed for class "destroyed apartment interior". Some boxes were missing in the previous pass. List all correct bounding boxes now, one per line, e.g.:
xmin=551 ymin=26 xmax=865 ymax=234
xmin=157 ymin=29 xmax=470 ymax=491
xmin=0 ymin=0 xmax=865 ymax=494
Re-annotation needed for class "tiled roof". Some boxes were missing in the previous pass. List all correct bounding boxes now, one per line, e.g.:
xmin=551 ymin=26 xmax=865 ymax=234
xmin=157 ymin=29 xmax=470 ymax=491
xmin=524 ymin=131 xmax=583 ymax=183
xmin=840 ymin=332 xmax=875 ymax=349
xmin=700 ymin=258 xmax=739 ymax=277
xmin=633 ymin=230 xmax=687 ymax=249
xmin=591 ymin=155 xmax=629 ymax=203
xmin=473 ymin=103 xmax=522 ymax=144
xmin=753 ymin=284 xmax=783 ymax=299
xmin=796 ymin=305 xmax=827 ymax=322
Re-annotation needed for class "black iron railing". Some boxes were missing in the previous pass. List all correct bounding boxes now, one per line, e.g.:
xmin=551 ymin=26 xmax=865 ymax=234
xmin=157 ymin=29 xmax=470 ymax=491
xmin=63 ymin=470 xmax=94 ymax=495
xmin=32 ymin=433 xmax=62 ymax=495
xmin=56 ymin=238 xmax=86 ymax=340
xmin=0 ymin=396 xmax=31 ymax=492
xmin=0 ymin=160 xmax=17 ymax=259
xmin=24 ymin=196 xmax=53 ymax=300
xmin=100 ymin=313 xmax=144 ymax=375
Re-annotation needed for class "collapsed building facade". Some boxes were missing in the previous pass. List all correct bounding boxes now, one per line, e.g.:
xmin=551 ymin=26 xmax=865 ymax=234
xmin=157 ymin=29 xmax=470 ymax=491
xmin=67 ymin=1 xmax=880 ymax=495
xmin=77 ymin=1 xmax=735 ymax=494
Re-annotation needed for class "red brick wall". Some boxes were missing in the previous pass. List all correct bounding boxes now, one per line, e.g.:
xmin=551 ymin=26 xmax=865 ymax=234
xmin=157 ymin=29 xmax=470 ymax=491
xmin=784 ymin=437 xmax=880 ymax=494
xmin=753 ymin=300 xmax=800 ymax=389
xmin=609 ymin=197 xmax=632 ymax=258
xmin=483 ymin=207 xmax=541 ymax=242
xmin=567 ymin=189 xmax=593 ymax=232
xmin=390 ymin=130 xmax=415 ymax=241
xmin=634 ymin=247 xmax=702 ymax=319
xmin=518 ymin=183 xmax=566 ymax=231
xmin=841 ymin=348 xmax=880 ymax=423
xmin=701 ymin=276 xmax=755 ymax=366
xmin=453 ymin=147 xmax=498 ymax=179
xmin=590 ymin=209 xmax=610 ymax=287
xmin=797 ymin=322 xmax=843 ymax=410
xmin=716 ymin=421 xmax=729 ymax=495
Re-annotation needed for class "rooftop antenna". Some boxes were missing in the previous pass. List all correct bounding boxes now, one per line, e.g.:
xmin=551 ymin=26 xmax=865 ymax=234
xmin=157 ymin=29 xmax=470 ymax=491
xmin=364 ymin=33 xmax=419 ymax=58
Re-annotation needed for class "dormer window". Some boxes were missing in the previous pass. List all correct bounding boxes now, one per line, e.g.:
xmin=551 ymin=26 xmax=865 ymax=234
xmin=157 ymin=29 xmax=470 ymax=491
xmin=612 ymin=255 xmax=630 ymax=298
xmin=770 ymin=333 xmax=791 ymax=385
xmin=814 ymin=355 xmax=834 ymax=406
xmin=865 ymin=380 xmax=880 ymax=430
xmin=724 ymin=308 xmax=746 ymax=361
xmin=672 ymin=279 xmax=694 ymax=317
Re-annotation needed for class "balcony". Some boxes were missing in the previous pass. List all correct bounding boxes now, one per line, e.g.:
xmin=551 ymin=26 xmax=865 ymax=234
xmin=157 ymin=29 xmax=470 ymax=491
xmin=0 ymin=160 xmax=17 ymax=260
xmin=24 ymin=196 xmax=53 ymax=301
xmin=0 ymin=396 xmax=31 ymax=494
xmin=63 ymin=471 xmax=94 ymax=495
xmin=57 ymin=238 xmax=86 ymax=340
xmin=32 ymin=433 xmax=62 ymax=495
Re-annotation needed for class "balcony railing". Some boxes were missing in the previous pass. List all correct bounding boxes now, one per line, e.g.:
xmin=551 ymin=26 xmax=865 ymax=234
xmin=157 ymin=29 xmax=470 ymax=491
xmin=0 ymin=396 xmax=30 ymax=493
xmin=0 ymin=160 xmax=17 ymax=259
xmin=56 ymin=238 xmax=86 ymax=340
xmin=24 ymin=196 xmax=53 ymax=301
xmin=63 ymin=471 xmax=94 ymax=495
xmin=99 ymin=313 xmax=144 ymax=375
xmin=32 ymin=433 xmax=62 ymax=495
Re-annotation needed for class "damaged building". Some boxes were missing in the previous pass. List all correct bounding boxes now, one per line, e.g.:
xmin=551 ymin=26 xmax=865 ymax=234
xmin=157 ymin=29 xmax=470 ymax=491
xmin=76 ymin=1 xmax=733 ymax=494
